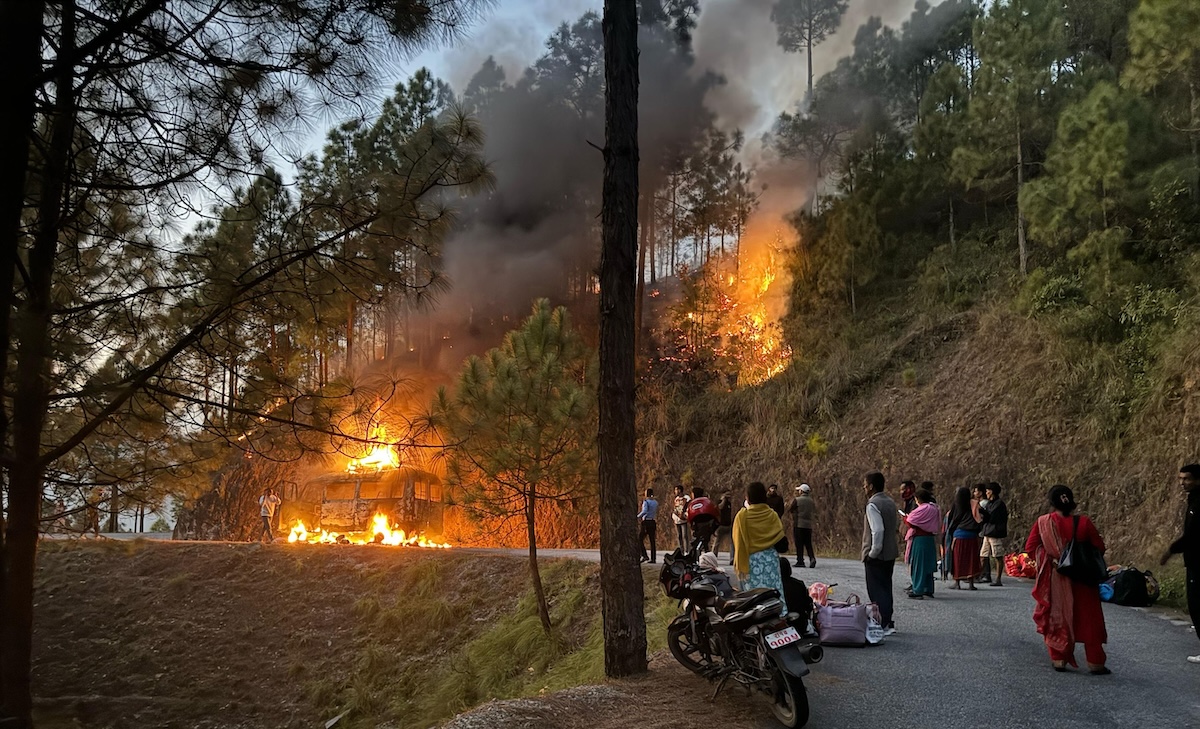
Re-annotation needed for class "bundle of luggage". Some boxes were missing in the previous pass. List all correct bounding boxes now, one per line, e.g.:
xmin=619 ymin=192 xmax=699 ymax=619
xmin=1004 ymin=552 xmax=1037 ymax=579
xmin=1099 ymin=565 xmax=1160 ymax=607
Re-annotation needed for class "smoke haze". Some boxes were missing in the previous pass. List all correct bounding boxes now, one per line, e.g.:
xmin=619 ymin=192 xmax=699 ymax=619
xmin=423 ymin=0 xmax=939 ymax=362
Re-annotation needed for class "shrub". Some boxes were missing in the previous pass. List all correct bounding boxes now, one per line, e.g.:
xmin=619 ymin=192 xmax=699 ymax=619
xmin=805 ymin=432 xmax=829 ymax=458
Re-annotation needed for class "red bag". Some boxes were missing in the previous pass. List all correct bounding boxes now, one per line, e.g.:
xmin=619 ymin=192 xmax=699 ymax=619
xmin=1004 ymin=552 xmax=1036 ymax=579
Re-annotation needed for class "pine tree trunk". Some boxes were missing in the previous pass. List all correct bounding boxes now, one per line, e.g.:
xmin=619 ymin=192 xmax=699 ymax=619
xmin=635 ymin=191 xmax=648 ymax=354
xmin=599 ymin=0 xmax=647 ymax=679
xmin=345 ymin=299 xmax=355 ymax=373
xmin=525 ymin=484 xmax=553 ymax=635
xmin=2 ymin=2 xmax=69 ymax=721
xmin=948 ymin=196 xmax=956 ymax=253
xmin=107 ymin=484 xmax=119 ymax=533
xmin=806 ymin=37 xmax=814 ymax=99
xmin=0 ymin=1 xmax=43 ymax=713
xmin=1016 ymin=121 xmax=1028 ymax=276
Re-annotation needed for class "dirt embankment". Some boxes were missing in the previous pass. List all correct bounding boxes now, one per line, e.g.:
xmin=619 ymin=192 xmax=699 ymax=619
xmin=31 ymin=540 xmax=598 ymax=729
xmin=31 ymin=540 xmax=777 ymax=729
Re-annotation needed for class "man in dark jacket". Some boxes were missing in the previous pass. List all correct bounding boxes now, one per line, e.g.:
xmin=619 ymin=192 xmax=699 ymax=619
xmin=980 ymin=483 xmax=1009 ymax=587
xmin=766 ymin=484 xmax=786 ymax=517
xmin=1162 ymin=463 xmax=1200 ymax=664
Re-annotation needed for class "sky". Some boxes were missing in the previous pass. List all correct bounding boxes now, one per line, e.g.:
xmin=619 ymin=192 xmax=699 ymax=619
xmin=300 ymin=0 xmax=937 ymax=160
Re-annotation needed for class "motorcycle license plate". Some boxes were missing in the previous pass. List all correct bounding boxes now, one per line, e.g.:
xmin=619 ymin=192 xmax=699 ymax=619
xmin=765 ymin=626 xmax=801 ymax=649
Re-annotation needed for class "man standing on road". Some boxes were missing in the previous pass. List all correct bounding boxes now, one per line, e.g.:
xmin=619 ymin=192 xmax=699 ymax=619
xmin=862 ymin=472 xmax=899 ymax=636
xmin=638 ymin=488 xmax=659 ymax=564
xmin=789 ymin=484 xmax=816 ymax=568
xmin=259 ymin=487 xmax=281 ymax=543
xmin=766 ymin=484 xmax=786 ymax=518
xmin=1162 ymin=463 xmax=1200 ymax=663
xmin=981 ymin=483 xmax=1009 ymax=587
xmin=672 ymin=484 xmax=691 ymax=552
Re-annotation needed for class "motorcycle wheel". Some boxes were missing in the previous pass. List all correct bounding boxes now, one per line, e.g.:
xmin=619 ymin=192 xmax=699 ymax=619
xmin=667 ymin=619 xmax=707 ymax=674
xmin=769 ymin=667 xmax=810 ymax=729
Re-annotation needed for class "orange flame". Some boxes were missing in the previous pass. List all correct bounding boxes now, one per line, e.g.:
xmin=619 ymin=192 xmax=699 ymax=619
xmin=347 ymin=426 xmax=400 ymax=473
xmin=286 ymin=516 xmax=450 ymax=548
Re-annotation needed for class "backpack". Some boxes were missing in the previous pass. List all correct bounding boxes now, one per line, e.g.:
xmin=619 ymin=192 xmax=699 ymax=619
xmin=1104 ymin=567 xmax=1156 ymax=607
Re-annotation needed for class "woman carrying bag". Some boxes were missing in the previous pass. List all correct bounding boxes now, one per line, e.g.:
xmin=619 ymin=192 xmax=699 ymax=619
xmin=1024 ymin=485 xmax=1110 ymax=674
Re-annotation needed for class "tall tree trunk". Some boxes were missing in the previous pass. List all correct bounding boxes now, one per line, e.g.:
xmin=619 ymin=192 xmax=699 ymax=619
xmin=648 ymin=205 xmax=657 ymax=284
xmin=806 ymin=37 xmax=814 ymax=99
xmin=635 ymin=191 xmax=648 ymax=354
xmin=1191 ymin=81 xmax=1199 ymax=208
xmin=1016 ymin=121 xmax=1028 ymax=276
xmin=0 ymin=0 xmax=44 ymax=715
xmin=525 ymin=485 xmax=553 ymax=635
xmin=948 ymin=195 xmax=956 ymax=253
xmin=599 ymin=0 xmax=647 ymax=678
xmin=107 ymin=484 xmax=119 ymax=533
xmin=3 ymin=2 xmax=73 ymax=722
xmin=345 ymin=299 xmax=355 ymax=373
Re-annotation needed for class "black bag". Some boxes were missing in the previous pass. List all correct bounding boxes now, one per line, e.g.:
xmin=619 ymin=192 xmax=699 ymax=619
xmin=1056 ymin=516 xmax=1107 ymax=586
xmin=1108 ymin=567 xmax=1153 ymax=607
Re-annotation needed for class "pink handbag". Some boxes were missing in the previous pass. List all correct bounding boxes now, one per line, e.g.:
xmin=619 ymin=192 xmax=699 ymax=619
xmin=815 ymin=593 xmax=868 ymax=647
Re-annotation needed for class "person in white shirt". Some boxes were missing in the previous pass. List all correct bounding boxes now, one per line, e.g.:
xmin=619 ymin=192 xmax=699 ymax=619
xmin=259 ymin=488 xmax=281 ymax=543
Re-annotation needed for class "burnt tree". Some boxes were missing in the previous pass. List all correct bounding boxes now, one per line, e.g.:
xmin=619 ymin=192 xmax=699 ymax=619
xmin=599 ymin=0 xmax=647 ymax=677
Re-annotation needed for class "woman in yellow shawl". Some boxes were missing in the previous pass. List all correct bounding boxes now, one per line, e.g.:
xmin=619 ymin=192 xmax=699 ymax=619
xmin=733 ymin=482 xmax=787 ymax=612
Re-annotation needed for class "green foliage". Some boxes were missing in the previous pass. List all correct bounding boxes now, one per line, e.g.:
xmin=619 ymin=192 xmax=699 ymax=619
xmin=901 ymin=363 xmax=918 ymax=387
xmin=433 ymin=299 xmax=598 ymax=524
xmin=770 ymin=0 xmax=1200 ymax=446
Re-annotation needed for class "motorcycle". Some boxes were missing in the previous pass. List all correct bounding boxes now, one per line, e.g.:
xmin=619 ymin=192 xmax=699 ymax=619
xmin=660 ymin=549 xmax=820 ymax=729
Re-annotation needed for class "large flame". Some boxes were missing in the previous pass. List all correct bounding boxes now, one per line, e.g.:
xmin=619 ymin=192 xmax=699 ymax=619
xmin=673 ymin=238 xmax=792 ymax=386
xmin=286 ymin=515 xmax=450 ymax=548
xmin=347 ymin=426 xmax=400 ymax=473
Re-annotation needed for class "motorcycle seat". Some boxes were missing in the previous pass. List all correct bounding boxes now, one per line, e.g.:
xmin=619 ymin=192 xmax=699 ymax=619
xmin=716 ymin=587 xmax=779 ymax=615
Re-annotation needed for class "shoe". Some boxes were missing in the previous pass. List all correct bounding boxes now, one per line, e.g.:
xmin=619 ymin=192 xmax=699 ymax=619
xmin=639 ymin=556 xmax=648 ymax=564
xmin=990 ymin=582 xmax=1004 ymax=587
xmin=1187 ymin=655 xmax=1200 ymax=664
xmin=649 ymin=559 xmax=656 ymax=563
xmin=1088 ymin=666 xmax=1112 ymax=675
xmin=809 ymin=561 xmax=816 ymax=568
xmin=884 ymin=627 xmax=897 ymax=636
xmin=795 ymin=561 xmax=804 ymax=568
xmin=979 ymin=575 xmax=991 ymax=583
xmin=908 ymin=594 xmax=924 ymax=600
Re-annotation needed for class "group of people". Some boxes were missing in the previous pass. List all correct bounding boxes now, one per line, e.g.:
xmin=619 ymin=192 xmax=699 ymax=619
xmin=637 ymin=462 xmax=1200 ymax=673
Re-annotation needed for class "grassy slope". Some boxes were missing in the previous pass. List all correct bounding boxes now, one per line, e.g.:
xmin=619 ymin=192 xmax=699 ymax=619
xmin=31 ymin=540 xmax=672 ymax=729
xmin=655 ymin=301 xmax=1199 ymax=600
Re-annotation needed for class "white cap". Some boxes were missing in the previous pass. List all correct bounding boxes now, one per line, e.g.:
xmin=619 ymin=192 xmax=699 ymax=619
xmin=799 ymin=484 xmax=811 ymax=493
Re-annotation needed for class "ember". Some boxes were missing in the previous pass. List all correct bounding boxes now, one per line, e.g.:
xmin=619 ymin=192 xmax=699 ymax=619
xmin=286 ymin=514 xmax=451 ymax=548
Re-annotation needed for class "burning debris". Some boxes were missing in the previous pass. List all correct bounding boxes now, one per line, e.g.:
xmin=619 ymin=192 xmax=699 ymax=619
xmin=287 ymin=513 xmax=451 ymax=548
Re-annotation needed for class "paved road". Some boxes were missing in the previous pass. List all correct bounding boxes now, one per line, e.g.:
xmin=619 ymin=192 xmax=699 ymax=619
xmin=469 ymin=548 xmax=1200 ymax=728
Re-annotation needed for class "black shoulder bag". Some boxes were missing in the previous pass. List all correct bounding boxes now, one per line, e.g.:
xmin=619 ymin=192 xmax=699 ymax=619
xmin=1056 ymin=515 xmax=1107 ymax=586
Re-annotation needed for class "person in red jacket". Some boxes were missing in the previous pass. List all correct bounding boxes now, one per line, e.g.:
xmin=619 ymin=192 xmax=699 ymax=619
xmin=1024 ymin=485 xmax=1109 ymax=674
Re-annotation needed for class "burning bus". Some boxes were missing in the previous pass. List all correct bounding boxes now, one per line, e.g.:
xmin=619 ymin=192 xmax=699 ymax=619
xmin=284 ymin=432 xmax=451 ymax=547
xmin=311 ymin=465 xmax=443 ymax=536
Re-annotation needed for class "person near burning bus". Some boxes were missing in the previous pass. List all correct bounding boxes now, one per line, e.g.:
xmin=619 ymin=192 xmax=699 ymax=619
xmin=259 ymin=487 xmax=281 ymax=543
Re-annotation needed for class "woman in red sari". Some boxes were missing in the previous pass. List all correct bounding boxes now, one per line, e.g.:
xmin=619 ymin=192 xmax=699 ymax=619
xmin=1024 ymin=485 xmax=1110 ymax=674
